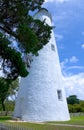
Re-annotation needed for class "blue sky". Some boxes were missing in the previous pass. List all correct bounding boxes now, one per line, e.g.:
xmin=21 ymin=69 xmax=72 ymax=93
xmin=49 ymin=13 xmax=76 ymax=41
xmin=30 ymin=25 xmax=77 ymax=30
xmin=44 ymin=0 xmax=84 ymax=100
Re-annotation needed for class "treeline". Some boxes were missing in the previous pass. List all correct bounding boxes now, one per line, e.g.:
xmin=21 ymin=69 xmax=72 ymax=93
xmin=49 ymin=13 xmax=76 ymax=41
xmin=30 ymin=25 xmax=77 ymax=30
xmin=0 ymin=78 xmax=19 ymax=111
xmin=67 ymin=95 xmax=84 ymax=113
xmin=0 ymin=100 xmax=15 ymax=111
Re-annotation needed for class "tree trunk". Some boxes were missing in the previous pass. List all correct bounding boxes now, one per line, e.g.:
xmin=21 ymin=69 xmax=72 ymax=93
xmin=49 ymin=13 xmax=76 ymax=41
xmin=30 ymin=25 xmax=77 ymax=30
xmin=1 ymin=100 xmax=6 ymax=111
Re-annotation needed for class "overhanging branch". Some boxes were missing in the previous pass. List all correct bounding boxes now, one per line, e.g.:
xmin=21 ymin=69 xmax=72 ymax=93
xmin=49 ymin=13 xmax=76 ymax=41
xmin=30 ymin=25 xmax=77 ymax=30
xmin=0 ymin=25 xmax=17 ymax=38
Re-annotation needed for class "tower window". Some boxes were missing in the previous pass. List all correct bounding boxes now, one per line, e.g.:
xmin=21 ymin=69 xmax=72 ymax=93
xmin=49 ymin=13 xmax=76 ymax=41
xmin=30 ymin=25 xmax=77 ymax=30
xmin=51 ymin=44 xmax=55 ymax=51
xmin=57 ymin=90 xmax=62 ymax=100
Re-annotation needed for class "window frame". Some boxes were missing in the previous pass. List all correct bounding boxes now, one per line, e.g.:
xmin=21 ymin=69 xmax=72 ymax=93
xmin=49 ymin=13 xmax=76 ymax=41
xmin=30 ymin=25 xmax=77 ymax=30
xmin=51 ymin=44 xmax=55 ymax=51
xmin=57 ymin=90 xmax=63 ymax=101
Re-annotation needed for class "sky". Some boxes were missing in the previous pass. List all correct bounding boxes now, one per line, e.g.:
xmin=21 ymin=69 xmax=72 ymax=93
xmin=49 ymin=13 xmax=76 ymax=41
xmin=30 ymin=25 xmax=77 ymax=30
xmin=43 ymin=0 xmax=84 ymax=100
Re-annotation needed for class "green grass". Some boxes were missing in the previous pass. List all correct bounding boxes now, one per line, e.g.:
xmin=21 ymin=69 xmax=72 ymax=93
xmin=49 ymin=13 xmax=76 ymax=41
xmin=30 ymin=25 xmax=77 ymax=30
xmin=0 ymin=116 xmax=84 ymax=130
xmin=0 ymin=116 xmax=12 ymax=122
xmin=67 ymin=116 xmax=84 ymax=125
xmin=2 ymin=122 xmax=84 ymax=130
xmin=47 ymin=116 xmax=84 ymax=125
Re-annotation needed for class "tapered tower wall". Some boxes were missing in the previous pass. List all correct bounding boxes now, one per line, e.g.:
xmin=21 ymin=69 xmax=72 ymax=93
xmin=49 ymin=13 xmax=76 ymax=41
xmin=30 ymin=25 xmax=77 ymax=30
xmin=13 ymin=8 xmax=70 ymax=122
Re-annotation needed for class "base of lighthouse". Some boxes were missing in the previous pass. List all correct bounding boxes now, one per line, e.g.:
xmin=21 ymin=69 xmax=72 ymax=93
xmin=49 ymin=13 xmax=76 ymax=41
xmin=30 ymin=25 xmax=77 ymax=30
xmin=13 ymin=47 xmax=70 ymax=122
xmin=13 ymin=8 xmax=70 ymax=122
xmin=13 ymin=67 xmax=70 ymax=122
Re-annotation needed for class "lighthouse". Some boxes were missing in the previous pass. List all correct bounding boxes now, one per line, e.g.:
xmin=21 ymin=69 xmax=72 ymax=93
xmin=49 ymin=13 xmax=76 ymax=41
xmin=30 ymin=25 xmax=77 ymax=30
xmin=13 ymin=8 xmax=70 ymax=122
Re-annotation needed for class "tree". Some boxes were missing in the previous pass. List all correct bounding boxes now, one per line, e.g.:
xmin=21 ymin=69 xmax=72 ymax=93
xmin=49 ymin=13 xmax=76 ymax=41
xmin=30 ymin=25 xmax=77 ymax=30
xmin=67 ymin=95 xmax=79 ymax=105
xmin=0 ymin=78 xmax=10 ymax=110
xmin=0 ymin=0 xmax=52 ymax=80
xmin=7 ymin=78 xmax=19 ymax=100
xmin=67 ymin=95 xmax=84 ymax=113
xmin=79 ymin=101 xmax=84 ymax=112
xmin=0 ymin=78 xmax=18 ymax=111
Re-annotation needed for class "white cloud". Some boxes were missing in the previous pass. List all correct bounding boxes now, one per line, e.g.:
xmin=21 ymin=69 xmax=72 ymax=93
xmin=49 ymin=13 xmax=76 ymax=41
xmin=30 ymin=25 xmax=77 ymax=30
xmin=61 ymin=56 xmax=79 ymax=68
xmin=61 ymin=58 xmax=68 ymax=69
xmin=61 ymin=57 xmax=84 ymax=100
xmin=63 ymin=73 xmax=84 ymax=100
xmin=70 ymin=56 xmax=79 ymax=63
xmin=66 ymin=66 xmax=84 ymax=70
xmin=61 ymin=56 xmax=79 ymax=70
xmin=81 ymin=44 xmax=84 ymax=49
xmin=60 ymin=56 xmax=84 ymax=79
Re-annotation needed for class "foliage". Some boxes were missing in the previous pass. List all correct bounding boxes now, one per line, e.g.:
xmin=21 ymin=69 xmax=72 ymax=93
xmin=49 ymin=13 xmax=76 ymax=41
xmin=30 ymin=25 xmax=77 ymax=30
xmin=67 ymin=95 xmax=84 ymax=113
xmin=0 ymin=116 xmax=11 ymax=122
xmin=0 ymin=78 xmax=18 ymax=111
xmin=5 ymin=100 xmax=15 ymax=111
xmin=80 ymin=101 xmax=84 ymax=112
xmin=67 ymin=95 xmax=79 ymax=105
xmin=68 ymin=104 xmax=82 ymax=113
xmin=7 ymin=78 xmax=19 ymax=99
xmin=0 ymin=101 xmax=15 ymax=111
xmin=0 ymin=34 xmax=28 ymax=79
xmin=0 ymin=0 xmax=52 ymax=80
xmin=0 ymin=78 xmax=10 ymax=110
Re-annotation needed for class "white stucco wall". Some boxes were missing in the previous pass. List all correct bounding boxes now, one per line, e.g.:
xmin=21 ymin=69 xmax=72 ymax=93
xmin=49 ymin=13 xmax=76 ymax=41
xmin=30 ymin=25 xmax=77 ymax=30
xmin=13 ymin=9 xmax=70 ymax=122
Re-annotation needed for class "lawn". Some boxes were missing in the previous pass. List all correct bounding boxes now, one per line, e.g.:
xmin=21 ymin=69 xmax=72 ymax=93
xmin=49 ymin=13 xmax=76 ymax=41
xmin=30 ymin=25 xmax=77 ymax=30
xmin=47 ymin=116 xmax=84 ymax=125
xmin=0 ymin=116 xmax=84 ymax=130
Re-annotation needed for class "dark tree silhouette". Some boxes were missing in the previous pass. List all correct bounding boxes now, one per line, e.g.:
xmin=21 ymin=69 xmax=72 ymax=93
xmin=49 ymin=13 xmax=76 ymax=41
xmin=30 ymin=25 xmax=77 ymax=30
xmin=0 ymin=0 xmax=52 ymax=80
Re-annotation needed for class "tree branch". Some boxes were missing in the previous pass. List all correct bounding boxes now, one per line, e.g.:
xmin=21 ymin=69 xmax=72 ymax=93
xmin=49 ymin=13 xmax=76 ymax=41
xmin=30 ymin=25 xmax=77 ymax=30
xmin=0 ymin=25 xmax=17 ymax=38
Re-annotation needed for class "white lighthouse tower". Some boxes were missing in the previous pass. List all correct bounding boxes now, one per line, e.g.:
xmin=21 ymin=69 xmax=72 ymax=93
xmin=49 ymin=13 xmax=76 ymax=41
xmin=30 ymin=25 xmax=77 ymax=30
xmin=13 ymin=8 xmax=70 ymax=122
